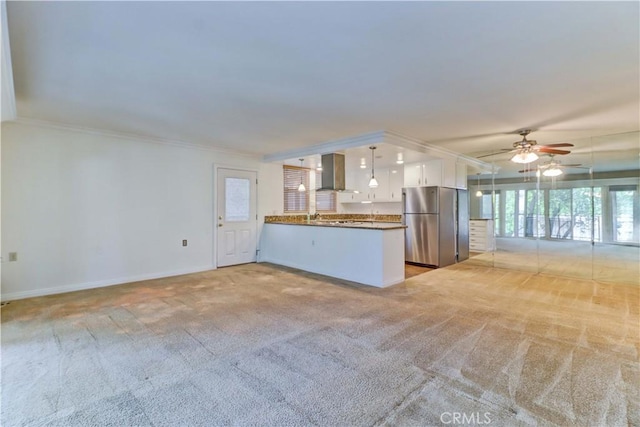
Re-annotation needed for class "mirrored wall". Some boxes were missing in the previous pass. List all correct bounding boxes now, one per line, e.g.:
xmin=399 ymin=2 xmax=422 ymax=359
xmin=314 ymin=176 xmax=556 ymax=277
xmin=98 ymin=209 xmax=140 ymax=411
xmin=468 ymin=131 xmax=639 ymax=285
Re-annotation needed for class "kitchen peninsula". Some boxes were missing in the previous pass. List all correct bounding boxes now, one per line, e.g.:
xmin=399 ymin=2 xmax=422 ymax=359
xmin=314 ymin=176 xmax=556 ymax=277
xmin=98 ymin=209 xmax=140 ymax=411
xmin=259 ymin=215 xmax=406 ymax=287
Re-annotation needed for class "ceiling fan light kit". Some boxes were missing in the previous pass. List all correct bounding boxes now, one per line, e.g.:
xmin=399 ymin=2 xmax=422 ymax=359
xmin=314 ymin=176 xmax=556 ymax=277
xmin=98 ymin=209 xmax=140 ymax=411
xmin=511 ymin=151 xmax=539 ymax=164
xmin=543 ymin=167 xmax=563 ymax=177
xmin=479 ymin=129 xmax=574 ymax=165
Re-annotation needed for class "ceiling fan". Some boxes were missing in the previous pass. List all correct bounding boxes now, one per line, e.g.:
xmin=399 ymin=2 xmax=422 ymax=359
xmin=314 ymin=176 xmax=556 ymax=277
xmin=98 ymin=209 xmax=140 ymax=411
xmin=478 ymin=129 xmax=574 ymax=164
xmin=518 ymin=155 xmax=587 ymax=177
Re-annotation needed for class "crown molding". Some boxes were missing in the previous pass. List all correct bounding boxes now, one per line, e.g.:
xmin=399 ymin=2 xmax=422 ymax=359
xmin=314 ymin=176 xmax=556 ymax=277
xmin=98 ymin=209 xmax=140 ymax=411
xmin=382 ymin=130 xmax=495 ymax=171
xmin=263 ymin=128 xmax=495 ymax=171
xmin=1 ymin=0 xmax=17 ymax=123
xmin=13 ymin=117 xmax=261 ymax=159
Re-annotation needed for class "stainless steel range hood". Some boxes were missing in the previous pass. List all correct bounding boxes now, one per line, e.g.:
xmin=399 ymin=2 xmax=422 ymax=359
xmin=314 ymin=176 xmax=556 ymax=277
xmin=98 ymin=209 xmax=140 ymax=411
xmin=317 ymin=153 xmax=345 ymax=191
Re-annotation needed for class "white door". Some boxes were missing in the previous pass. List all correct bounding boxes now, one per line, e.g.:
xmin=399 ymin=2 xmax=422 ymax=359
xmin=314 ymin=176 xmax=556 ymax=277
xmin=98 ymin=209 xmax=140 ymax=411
xmin=216 ymin=168 xmax=257 ymax=267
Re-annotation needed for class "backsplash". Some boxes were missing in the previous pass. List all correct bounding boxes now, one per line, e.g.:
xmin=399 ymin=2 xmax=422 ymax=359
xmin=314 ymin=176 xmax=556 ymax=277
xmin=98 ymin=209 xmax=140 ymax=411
xmin=264 ymin=213 xmax=402 ymax=224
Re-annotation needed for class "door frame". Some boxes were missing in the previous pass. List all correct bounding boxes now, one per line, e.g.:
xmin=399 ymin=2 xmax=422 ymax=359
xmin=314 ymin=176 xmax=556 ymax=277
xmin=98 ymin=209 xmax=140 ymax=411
xmin=213 ymin=164 xmax=259 ymax=268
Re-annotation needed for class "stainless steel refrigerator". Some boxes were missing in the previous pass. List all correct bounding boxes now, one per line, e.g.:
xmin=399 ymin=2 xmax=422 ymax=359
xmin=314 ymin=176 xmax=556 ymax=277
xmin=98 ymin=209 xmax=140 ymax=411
xmin=403 ymin=186 xmax=469 ymax=267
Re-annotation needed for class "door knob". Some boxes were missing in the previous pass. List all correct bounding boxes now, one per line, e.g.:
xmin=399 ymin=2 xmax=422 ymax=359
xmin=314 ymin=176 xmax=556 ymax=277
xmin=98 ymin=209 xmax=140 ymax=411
xmin=218 ymin=216 xmax=222 ymax=220
xmin=218 ymin=223 xmax=223 ymax=227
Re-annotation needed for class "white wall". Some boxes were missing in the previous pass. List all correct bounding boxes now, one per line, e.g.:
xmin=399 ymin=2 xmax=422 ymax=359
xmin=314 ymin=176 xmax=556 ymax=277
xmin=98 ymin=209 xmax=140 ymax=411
xmin=1 ymin=121 xmax=278 ymax=300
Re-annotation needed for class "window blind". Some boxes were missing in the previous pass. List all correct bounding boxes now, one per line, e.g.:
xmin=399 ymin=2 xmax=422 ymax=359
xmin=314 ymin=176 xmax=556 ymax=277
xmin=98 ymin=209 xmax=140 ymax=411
xmin=283 ymin=165 xmax=309 ymax=212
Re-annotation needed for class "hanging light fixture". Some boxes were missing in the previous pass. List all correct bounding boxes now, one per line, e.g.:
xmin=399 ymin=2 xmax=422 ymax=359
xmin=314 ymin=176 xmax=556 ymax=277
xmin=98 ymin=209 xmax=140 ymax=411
xmin=475 ymin=173 xmax=482 ymax=197
xmin=511 ymin=150 xmax=539 ymax=164
xmin=360 ymin=157 xmax=367 ymax=169
xmin=297 ymin=158 xmax=306 ymax=192
xmin=543 ymin=166 xmax=563 ymax=177
xmin=368 ymin=146 xmax=378 ymax=188
xmin=396 ymin=153 xmax=404 ymax=164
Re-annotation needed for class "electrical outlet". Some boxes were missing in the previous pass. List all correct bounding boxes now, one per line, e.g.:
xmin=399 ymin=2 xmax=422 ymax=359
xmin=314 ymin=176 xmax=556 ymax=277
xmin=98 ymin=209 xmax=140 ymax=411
xmin=182 ymin=240 xmax=187 ymax=247
xmin=8 ymin=252 xmax=17 ymax=262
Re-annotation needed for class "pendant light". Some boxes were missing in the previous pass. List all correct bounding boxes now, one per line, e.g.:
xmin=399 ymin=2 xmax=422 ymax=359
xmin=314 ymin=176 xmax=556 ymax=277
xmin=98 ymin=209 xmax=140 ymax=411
xmin=297 ymin=158 xmax=306 ymax=192
xmin=475 ymin=173 xmax=482 ymax=197
xmin=368 ymin=146 xmax=378 ymax=188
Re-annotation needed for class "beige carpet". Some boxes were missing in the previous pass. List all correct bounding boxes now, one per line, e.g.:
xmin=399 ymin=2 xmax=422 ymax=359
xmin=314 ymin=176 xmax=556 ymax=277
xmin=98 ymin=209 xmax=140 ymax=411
xmin=2 ymin=262 xmax=638 ymax=426
xmin=467 ymin=238 xmax=640 ymax=285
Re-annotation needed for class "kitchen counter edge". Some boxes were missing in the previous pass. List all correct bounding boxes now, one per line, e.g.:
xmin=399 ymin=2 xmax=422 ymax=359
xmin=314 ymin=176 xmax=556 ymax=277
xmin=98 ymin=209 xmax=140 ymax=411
xmin=266 ymin=221 xmax=407 ymax=230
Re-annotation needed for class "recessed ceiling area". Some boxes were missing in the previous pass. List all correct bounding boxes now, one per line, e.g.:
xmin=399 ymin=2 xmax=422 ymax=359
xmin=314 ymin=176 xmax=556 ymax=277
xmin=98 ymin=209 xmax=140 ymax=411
xmin=5 ymin=1 xmax=639 ymax=167
xmin=281 ymin=143 xmax=442 ymax=171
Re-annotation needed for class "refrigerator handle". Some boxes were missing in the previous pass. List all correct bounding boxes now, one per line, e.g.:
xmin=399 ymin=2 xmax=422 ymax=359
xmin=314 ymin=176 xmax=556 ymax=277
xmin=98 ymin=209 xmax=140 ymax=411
xmin=401 ymin=190 xmax=406 ymax=224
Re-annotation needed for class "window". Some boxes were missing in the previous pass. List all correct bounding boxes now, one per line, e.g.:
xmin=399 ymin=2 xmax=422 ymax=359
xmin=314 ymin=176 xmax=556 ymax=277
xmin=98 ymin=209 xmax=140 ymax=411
xmin=548 ymin=189 xmax=572 ymax=239
xmin=525 ymin=189 xmax=545 ymax=237
xmin=573 ymin=187 xmax=601 ymax=242
xmin=610 ymin=185 xmax=638 ymax=243
xmin=315 ymin=170 xmax=336 ymax=212
xmin=283 ymin=165 xmax=309 ymax=212
xmin=504 ymin=190 xmax=516 ymax=237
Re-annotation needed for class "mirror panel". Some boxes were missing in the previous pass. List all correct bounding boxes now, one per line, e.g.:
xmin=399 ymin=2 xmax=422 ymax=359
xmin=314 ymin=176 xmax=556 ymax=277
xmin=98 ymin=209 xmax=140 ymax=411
xmin=591 ymin=131 xmax=639 ymax=284
xmin=467 ymin=131 xmax=639 ymax=285
xmin=535 ymin=136 xmax=594 ymax=280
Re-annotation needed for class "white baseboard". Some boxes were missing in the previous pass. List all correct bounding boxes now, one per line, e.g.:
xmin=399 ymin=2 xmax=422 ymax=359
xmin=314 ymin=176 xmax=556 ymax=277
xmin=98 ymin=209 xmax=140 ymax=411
xmin=0 ymin=265 xmax=215 ymax=302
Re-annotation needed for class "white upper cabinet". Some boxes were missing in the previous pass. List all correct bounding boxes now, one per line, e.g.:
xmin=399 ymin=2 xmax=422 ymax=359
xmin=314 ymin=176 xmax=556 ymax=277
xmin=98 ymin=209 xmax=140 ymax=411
xmin=404 ymin=162 xmax=423 ymax=187
xmin=423 ymin=160 xmax=443 ymax=186
xmin=403 ymin=158 xmax=467 ymax=189
xmin=339 ymin=166 xmax=404 ymax=203
xmin=404 ymin=160 xmax=442 ymax=187
xmin=370 ymin=168 xmax=389 ymax=202
xmin=339 ymin=170 xmax=366 ymax=203
xmin=388 ymin=166 xmax=404 ymax=201
xmin=455 ymin=162 xmax=467 ymax=189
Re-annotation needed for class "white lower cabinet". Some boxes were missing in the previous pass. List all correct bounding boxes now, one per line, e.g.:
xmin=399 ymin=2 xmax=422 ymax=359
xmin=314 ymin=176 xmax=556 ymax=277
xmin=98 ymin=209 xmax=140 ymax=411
xmin=469 ymin=219 xmax=495 ymax=252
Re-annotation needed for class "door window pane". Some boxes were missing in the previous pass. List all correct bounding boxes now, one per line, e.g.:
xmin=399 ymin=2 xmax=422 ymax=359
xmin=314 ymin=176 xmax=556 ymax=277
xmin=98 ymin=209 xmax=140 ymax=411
xmin=225 ymin=177 xmax=250 ymax=222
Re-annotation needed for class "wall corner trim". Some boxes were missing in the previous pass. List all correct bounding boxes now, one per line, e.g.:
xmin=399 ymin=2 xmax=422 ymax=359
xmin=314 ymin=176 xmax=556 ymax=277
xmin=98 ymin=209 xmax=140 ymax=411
xmin=1 ymin=0 xmax=17 ymax=123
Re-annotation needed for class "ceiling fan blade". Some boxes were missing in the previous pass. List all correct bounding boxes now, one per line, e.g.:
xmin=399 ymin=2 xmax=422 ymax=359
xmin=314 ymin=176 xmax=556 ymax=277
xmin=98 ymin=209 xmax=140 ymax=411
xmin=541 ymin=143 xmax=574 ymax=148
xmin=537 ymin=148 xmax=571 ymax=155
xmin=476 ymin=149 xmax=513 ymax=159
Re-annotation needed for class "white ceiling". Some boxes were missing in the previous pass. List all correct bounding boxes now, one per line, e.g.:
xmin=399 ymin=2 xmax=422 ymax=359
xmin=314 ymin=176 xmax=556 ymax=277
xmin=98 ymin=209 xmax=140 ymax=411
xmin=6 ymin=1 xmax=640 ymax=171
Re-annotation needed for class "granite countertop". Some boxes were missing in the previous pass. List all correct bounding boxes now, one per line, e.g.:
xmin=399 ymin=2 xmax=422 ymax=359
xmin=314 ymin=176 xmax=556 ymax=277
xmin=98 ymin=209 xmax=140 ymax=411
xmin=267 ymin=221 xmax=407 ymax=230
